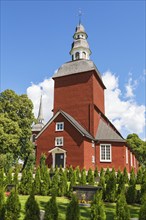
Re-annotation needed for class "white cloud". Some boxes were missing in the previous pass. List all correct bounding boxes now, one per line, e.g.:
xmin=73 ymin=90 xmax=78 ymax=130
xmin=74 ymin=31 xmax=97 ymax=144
xmin=27 ymin=78 xmax=54 ymax=123
xmin=27 ymin=70 xmax=145 ymax=139
xmin=102 ymin=71 xmax=145 ymax=138
xmin=125 ymin=73 xmax=137 ymax=98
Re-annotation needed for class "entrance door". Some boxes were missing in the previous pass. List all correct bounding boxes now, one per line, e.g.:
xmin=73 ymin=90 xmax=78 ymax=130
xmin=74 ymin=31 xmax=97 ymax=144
xmin=55 ymin=153 xmax=64 ymax=168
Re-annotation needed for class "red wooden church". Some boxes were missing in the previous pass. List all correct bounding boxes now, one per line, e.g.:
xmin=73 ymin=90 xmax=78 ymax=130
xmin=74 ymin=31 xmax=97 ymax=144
xmin=32 ymin=23 xmax=138 ymax=173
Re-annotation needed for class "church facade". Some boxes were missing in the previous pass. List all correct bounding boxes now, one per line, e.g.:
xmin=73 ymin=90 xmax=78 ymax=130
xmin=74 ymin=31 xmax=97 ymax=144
xmin=32 ymin=23 xmax=138 ymax=173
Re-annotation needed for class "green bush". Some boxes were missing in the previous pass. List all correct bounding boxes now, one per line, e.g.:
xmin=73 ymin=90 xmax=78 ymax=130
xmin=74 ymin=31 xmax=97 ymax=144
xmin=44 ymin=196 xmax=58 ymax=220
xmin=139 ymin=193 xmax=146 ymax=220
xmin=115 ymin=192 xmax=130 ymax=220
xmin=24 ymin=192 xmax=40 ymax=220
xmin=5 ymin=189 xmax=21 ymax=220
xmin=91 ymin=191 xmax=106 ymax=220
xmin=66 ymin=194 xmax=80 ymax=220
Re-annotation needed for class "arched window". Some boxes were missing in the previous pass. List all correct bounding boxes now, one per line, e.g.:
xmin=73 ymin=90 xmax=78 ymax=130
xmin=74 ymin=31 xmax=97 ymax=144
xmin=82 ymin=52 xmax=86 ymax=59
xmin=75 ymin=52 xmax=80 ymax=60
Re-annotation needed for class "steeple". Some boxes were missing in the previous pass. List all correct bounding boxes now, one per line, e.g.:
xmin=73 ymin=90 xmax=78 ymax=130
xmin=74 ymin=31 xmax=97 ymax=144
xmin=37 ymin=94 xmax=44 ymax=124
xmin=70 ymin=23 xmax=92 ymax=61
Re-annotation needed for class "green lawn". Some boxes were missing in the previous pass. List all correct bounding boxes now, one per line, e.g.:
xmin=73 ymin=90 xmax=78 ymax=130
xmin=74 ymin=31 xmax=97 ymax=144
xmin=19 ymin=195 xmax=140 ymax=220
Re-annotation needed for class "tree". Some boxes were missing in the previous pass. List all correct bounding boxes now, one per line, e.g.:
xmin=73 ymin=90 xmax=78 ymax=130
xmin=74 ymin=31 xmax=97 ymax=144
xmin=105 ymin=168 xmax=116 ymax=202
xmin=75 ymin=166 xmax=80 ymax=183
xmin=5 ymin=189 xmax=21 ymax=220
xmin=67 ymin=166 xmax=74 ymax=181
xmin=24 ymin=192 xmax=40 ymax=220
xmin=66 ymin=194 xmax=80 ymax=220
xmin=94 ymin=167 xmax=99 ymax=179
xmin=19 ymin=168 xmax=33 ymax=195
xmin=44 ymin=196 xmax=58 ymax=220
xmin=13 ymin=165 xmax=20 ymax=187
xmin=90 ymin=191 xmax=106 ymax=220
xmin=33 ymin=166 xmax=41 ymax=195
xmin=69 ymin=170 xmax=77 ymax=196
xmin=87 ymin=168 xmax=94 ymax=185
xmin=115 ymin=192 xmax=130 ymax=220
xmin=50 ymin=173 xmax=59 ymax=196
xmin=98 ymin=175 xmax=106 ymax=201
xmin=117 ymin=174 xmax=125 ymax=195
xmin=0 ymin=184 xmax=5 ymax=220
xmin=126 ymin=133 xmax=146 ymax=166
xmin=5 ymin=167 xmax=13 ymax=186
xmin=136 ymin=167 xmax=143 ymax=184
xmin=41 ymin=165 xmax=50 ymax=196
xmin=58 ymin=171 xmax=68 ymax=196
xmin=105 ymin=168 xmax=110 ymax=183
xmin=80 ymin=168 xmax=86 ymax=185
xmin=116 ymin=169 xmax=122 ymax=184
xmin=0 ymin=90 xmax=35 ymax=168
xmin=139 ymin=193 xmax=146 ymax=220
xmin=126 ymin=168 xmax=136 ymax=204
xmin=123 ymin=167 xmax=129 ymax=184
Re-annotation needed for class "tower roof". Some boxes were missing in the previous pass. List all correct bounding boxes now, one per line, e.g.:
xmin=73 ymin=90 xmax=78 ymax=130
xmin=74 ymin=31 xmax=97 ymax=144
xmin=52 ymin=59 xmax=106 ymax=89
xmin=70 ymin=23 xmax=91 ymax=61
xmin=32 ymin=94 xmax=44 ymax=132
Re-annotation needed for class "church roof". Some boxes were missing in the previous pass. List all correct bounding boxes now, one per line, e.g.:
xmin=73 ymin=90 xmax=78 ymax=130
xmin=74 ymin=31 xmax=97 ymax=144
xmin=53 ymin=60 xmax=105 ymax=88
xmin=96 ymin=118 xmax=125 ymax=142
xmin=36 ymin=109 xmax=94 ymax=140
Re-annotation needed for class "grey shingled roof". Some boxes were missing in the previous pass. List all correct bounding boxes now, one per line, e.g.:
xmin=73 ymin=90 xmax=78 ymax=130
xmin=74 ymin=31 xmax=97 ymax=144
xmin=96 ymin=119 xmax=125 ymax=142
xmin=61 ymin=110 xmax=93 ymax=139
xmin=52 ymin=60 xmax=105 ymax=88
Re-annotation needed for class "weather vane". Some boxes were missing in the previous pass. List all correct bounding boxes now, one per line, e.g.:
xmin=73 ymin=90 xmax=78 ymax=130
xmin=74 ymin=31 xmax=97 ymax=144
xmin=78 ymin=9 xmax=83 ymax=25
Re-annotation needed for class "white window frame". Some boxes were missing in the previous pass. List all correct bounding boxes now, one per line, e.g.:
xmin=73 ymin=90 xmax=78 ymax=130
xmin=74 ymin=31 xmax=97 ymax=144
xmin=55 ymin=137 xmax=64 ymax=146
xmin=56 ymin=122 xmax=64 ymax=131
xmin=100 ymin=144 xmax=112 ymax=162
xmin=126 ymin=147 xmax=128 ymax=164
xmin=92 ymin=155 xmax=95 ymax=163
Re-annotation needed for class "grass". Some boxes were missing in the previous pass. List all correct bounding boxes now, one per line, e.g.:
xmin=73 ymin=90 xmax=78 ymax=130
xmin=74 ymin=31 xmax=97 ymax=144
xmin=18 ymin=195 xmax=140 ymax=220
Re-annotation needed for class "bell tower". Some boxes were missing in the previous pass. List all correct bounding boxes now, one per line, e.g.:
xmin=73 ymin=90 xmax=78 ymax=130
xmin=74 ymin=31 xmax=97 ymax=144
xmin=70 ymin=23 xmax=92 ymax=61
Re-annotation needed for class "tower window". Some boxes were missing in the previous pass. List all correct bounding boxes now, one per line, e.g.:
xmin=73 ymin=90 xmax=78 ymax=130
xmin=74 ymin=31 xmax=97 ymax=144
xmin=75 ymin=52 xmax=80 ymax=60
xmin=55 ymin=137 xmax=64 ymax=146
xmin=82 ymin=52 xmax=86 ymax=59
xmin=56 ymin=122 xmax=64 ymax=131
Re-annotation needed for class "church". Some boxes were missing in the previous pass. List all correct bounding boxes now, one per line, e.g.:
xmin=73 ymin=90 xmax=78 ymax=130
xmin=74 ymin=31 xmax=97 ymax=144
xmin=32 ymin=22 xmax=138 ymax=173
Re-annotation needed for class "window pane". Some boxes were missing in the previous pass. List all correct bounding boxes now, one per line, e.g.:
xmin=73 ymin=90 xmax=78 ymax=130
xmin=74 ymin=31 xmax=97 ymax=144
xmin=101 ymin=146 xmax=105 ymax=160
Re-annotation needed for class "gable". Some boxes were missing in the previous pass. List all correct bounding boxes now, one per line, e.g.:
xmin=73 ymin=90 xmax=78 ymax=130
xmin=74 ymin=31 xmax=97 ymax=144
xmin=36 ymin=110 xmax=94 ymax=140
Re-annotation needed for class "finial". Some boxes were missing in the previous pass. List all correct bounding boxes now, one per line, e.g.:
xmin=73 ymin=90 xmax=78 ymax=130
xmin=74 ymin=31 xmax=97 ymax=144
xmin=78 ymin=9 xmax=82 ymax=25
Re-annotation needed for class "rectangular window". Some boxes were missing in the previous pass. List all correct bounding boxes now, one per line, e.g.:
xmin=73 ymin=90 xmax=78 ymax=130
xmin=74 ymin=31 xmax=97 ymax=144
xmin=56 ymin=122 xmax=64 ymax=131
xmin=126 ymin=148 xmax=128 ymax=164
xmin=92 ymin=156 xmax=95 ymax=163
xmin=100 ymin=144 xmax=111 ymax=162
xmin=55 ymin=137 xmax=63 ymax=146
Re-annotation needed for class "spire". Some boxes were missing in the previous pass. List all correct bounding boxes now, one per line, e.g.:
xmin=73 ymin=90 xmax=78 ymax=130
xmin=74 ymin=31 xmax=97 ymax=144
xmin=37 ymin=94 xmax=44 ymax=124
xmin=70 ymin=22 xmax=92 ymax=61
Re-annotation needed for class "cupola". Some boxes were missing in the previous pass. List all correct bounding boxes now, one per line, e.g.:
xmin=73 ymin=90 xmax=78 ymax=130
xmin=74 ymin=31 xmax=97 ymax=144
xmin=70 ymin=23 xmax=92 ymax=61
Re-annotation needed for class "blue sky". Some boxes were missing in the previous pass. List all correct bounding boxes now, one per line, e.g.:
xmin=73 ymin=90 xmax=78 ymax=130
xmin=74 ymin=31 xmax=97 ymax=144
xmin=1 ymin=0 xmax=146 ymax=139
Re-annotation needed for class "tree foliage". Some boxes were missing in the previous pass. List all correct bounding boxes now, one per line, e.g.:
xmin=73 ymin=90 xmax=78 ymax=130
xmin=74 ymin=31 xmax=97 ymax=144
xmin=0 ymin=90 xmax=35 ymax=166
xmin=24 ymin=192 xmax=40 ymax=220
xmin=126 ymin=133 xmax=146 ymax=166
xmin=91 ymin=191 xmax=106 ymax=220
xmin=66 ymin=194 xmax=80 ymax=220
xmin=115 ymin=192 xmax=130 ymax=220
xmin=5 ymin=189 xmax=21 ymax=220
xmin=44 ymin=196 xmax=58 ymax=220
